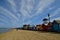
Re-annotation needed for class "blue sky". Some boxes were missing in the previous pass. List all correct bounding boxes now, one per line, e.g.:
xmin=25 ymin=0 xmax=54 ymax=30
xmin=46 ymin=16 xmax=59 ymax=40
xmin=0 ymin=0 xmax=60 ymax=28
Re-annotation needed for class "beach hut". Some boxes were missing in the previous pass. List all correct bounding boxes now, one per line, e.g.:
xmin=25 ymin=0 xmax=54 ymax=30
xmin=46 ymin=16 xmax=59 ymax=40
xmin=23 ymin=24 xmax=30 ymax=30
xmin=48 ymin=22 xmax=53 ymax=31
xmin=53 ymin=20 xmax=60 ymax=32
xmin=36 ymin=24 xmax=48 ymax=31
xmin=36 ymin=25 xmax=42 ymax=31
xmin=31 ymin=25 xmax=36 ymax=30
xmin=42 ymin=24 xmax=48 ymax=31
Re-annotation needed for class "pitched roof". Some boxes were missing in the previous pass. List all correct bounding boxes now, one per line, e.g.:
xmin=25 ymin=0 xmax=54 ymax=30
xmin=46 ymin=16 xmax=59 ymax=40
xmin=53 ymin=20 xmax=60 ymax=24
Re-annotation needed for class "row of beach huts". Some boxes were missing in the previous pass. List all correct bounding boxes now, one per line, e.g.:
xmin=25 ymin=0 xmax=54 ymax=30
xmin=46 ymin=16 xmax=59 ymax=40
xmin=21 ymin=20 xmax=60 ymax=32
xmin=16 ymin=14 xmax=60 ymax=32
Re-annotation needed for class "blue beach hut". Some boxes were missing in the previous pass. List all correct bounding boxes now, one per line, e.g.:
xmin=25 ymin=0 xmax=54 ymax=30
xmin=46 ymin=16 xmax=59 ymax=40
xmin=53 ymin=20 xmax=60 ymax=32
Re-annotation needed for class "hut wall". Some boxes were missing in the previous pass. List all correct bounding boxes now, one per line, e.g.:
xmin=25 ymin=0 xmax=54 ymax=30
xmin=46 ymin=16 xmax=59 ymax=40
xmin=53 ymin=23 xmax=59 ymax=31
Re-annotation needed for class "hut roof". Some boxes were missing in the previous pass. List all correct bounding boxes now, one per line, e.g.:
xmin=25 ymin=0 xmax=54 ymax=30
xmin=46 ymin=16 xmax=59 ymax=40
xmin=53 ymin=20 xmax=60 ymax=24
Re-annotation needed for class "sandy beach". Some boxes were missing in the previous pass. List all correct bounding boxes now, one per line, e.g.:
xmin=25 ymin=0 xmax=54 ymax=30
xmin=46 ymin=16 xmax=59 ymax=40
xmin=0 ymin=29 xmax=60 ymax=40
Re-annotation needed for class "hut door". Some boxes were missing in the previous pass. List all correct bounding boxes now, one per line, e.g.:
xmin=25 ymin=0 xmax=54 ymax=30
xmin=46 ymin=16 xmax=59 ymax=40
xmin=54 ymin=23 xmax=59 ymax=31
xmin=59 ymin=24 xmax=60 ymax=30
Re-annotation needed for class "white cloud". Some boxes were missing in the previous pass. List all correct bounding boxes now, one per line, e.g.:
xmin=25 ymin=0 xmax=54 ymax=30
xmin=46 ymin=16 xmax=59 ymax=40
xmin=48 ymin=6 xmax=56 ymax=10
xmin=7 ymin=0 xmax=17 ymax=12
xmin=51 ymin=8 xmax=60 ymax=17
xmin=7 ymin=0 xmax=55 ymax=19
xmin=19 ymin=0 xmax=55 ymax=18
xmin=54 ymin=17 xmax=60 ymax=20
xmin=18 ymin=0 xmax=55 ymax=26
xmin=25 ymin=0 xmax=35 ymax=13
xmin=51 ymin=17 xmax=60 ymax=22
xmin=0 ymin=0 xmax=56 ymax=27
xmin=20 ymin=0 xmax=31 ymax=18
xmin=20 ymin=0 xmax=38 ymax=18
xmin=32 ymin=0 xmax=54 ymax=17
xmin=22 ymin=20 xmax=31 ymax=25
xmin=20 ymin=9 xmax=30 ymax=18
xmin=0 ymin=18 xmax=9 ymax=24
xmin=7 ymin=0 xmax=15 ymax=6
xmin=0 ymin=7 xmax=18 ymax=20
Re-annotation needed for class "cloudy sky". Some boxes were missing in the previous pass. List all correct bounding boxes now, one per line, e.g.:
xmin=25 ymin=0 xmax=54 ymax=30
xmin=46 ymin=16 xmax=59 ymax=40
xmin=0 ymin=0 xmax=60 ymax=28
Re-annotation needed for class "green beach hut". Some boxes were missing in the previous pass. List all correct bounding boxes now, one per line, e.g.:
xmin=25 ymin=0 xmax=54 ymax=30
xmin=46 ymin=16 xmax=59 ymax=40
xmin=53 ymin=20 xmax=60 ymax=32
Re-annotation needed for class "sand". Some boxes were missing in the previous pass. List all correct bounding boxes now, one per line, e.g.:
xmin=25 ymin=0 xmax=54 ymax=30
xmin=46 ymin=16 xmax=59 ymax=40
xmin=0 ymin=29 xmax=60 ymax=40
